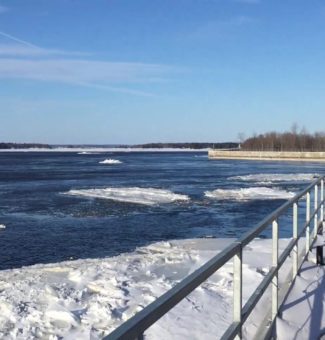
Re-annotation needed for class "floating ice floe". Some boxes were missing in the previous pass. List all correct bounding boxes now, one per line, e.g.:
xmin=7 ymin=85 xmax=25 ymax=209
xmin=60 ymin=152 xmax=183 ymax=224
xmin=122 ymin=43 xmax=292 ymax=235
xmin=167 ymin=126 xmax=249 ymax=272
xmin=99 ymin=159 xmax=122 ymax=164
xmin=228 ymin=173 xmax=319 ymax=184
xmin=66 ymin=187 xmax=190 ymax=205
xmin=205 ymin=187 xmax=295 ymax=201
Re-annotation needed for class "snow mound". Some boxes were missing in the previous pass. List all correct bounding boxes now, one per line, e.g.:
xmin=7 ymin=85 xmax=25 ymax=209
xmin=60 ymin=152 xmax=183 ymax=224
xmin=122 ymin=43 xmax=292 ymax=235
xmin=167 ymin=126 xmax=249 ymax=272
xmin=99 ymin=159 xmax=122 ymax=164
xmin=228 ymin=173 xmax=318 ymax=183
xmin=66 ymin=187 xmax=190 ymax=205
xmin=205 ymin=187 xmax=295 ymax=201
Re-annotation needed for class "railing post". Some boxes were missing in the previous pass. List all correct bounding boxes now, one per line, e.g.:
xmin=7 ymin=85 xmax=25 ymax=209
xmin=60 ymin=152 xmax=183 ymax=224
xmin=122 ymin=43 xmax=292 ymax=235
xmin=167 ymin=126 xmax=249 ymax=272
xmin=314 ymin=184 xmax=318 ymax=238
xmin=317 ymin=178 xmax=324 ymax=265
xmin=316 ymin=222 xmax=324 ymax=265
xmin=233 ymin=244 xmax=242 ymax=339
xmin=272 ymin=219 xmax=278 ymax=320
xmin=306 ymin=191 xmax=310 ymax=255
xmin=293 ymin=202 xmax=298 ymax=279
xmin=321 ymin=178 xmax=324 ymax=222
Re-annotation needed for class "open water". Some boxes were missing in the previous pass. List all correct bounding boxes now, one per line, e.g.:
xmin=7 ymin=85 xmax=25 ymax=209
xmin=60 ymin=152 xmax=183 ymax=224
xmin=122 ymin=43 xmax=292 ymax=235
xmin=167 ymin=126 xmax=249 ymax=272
xmin=0 ymin=151 xmax=324 ymax=270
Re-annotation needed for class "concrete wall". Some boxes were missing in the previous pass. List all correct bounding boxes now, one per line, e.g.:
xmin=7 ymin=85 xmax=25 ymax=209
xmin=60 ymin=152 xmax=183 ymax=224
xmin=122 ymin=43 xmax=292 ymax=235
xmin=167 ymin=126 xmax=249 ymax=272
xmin=208 ymin=150 xmax=325 ymax=162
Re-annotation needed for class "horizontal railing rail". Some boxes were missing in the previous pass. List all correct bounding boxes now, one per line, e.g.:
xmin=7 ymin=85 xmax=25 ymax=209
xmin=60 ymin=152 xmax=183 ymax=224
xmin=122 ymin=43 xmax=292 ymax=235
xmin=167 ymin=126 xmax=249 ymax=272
xmin=105 ymin=176 xmax=325 ymax=340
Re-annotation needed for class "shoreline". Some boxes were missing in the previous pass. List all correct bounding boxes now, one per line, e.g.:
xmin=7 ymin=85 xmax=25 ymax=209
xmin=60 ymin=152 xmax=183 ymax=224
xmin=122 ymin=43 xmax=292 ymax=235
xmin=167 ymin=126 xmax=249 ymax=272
xmin=0 ymin=147 xmax=208 ymax=153
xmin=208 ymin=150 xmax=325 ymax=162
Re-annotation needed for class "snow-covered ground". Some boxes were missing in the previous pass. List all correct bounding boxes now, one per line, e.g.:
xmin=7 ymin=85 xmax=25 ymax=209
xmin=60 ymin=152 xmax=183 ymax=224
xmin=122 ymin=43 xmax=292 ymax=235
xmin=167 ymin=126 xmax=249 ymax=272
xmin=277 ymin=244 xmax=325 ymax=340
xmin=1 ymin=237 xmax=314 ymax=339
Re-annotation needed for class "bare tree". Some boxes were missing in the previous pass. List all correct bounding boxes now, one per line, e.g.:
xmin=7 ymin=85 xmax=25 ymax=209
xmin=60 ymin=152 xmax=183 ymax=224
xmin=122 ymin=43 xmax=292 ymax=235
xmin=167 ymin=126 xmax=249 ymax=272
xmin=241 ymin=126 xmax=325 ymax=152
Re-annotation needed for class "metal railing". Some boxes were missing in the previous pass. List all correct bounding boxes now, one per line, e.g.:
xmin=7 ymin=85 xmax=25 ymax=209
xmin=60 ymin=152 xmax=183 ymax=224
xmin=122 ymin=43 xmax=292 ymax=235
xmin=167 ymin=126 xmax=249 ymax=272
xmin=105 ymin=176 xmax=325 ymax=340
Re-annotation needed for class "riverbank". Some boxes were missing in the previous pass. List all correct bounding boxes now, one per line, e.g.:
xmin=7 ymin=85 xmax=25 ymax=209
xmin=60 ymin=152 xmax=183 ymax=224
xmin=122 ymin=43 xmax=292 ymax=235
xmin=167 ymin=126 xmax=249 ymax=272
xmin=208 ymin=150 xmax=325 ymax=162
xmin=0 ymin=238 xmax=291 ymax=339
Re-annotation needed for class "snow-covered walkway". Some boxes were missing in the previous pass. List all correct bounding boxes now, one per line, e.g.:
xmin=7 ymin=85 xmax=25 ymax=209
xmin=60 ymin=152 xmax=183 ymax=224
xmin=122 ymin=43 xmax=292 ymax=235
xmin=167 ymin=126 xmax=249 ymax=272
xmin=277 ymin=253 xmax=325 ymax=340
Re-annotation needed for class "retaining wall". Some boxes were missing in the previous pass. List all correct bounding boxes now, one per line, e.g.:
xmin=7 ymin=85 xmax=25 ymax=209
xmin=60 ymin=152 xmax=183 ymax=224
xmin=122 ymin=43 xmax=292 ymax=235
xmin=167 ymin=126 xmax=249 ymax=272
xmin=208 ymin=150 xmax=325 ymax=162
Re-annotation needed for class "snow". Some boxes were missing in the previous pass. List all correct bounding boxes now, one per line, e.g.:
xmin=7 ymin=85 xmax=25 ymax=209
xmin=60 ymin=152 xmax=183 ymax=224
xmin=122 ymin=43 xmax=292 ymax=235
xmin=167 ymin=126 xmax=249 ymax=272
xmin=0 ymin=237 xmax=297 ymax=339
xmin=204 ymin=187 xmax=295 ymax=201
xmin=65 ymin=187 xmax=190 ymax=205
xmin=99 ymin=159 xmax=122 ymax=165
xmin=0 ymin=237 xmax=323 ymax=339
xmin=277 ymin=255 xmax=325 ymax=339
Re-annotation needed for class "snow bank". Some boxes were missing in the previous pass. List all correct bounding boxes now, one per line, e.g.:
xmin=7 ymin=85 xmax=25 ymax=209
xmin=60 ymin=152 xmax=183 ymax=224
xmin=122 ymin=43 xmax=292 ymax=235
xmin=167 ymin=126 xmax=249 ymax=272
xmin=99 ymin=159 xmax=122 ymax=164
xmin=205 ymin=187 xmax=295 ymax=201
xmin=0 ymin=238 xmax=293 ymax=339
xmin=66 ymin=187 xmax=190 ymax=205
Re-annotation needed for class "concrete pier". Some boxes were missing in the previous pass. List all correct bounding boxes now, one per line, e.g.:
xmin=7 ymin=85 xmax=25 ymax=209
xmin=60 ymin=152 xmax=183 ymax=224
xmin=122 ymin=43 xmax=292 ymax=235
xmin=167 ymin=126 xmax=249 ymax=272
xmin=208 ymin=150 xmax=325 ymax=162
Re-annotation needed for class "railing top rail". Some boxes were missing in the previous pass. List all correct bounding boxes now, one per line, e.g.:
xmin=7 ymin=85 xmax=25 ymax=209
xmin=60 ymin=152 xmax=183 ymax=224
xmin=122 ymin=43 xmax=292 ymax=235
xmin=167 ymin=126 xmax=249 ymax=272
xmin=238 ymin=176 xmax=324 ymax=246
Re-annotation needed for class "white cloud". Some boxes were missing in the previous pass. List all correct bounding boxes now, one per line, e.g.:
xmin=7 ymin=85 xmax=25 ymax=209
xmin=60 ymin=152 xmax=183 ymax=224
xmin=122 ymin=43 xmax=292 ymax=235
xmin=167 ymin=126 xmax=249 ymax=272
xmin=0 ymin=31 xmax=175 ymax=96
xmin=0 ymin=30 xmax=38 ymax=47
xmin=0 ymin=31 xmax=89 ymax=57
xmin=0 ymin=44 xmax=90 ymax=57
xmin=0 ymin=58 xmax=174 ymax=95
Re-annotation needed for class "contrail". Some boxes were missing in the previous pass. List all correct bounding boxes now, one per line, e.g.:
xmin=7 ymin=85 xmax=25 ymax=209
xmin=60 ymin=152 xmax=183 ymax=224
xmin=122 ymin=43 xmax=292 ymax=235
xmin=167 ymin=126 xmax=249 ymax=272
xmin=0 ymin=31 xmax=39 ymax=48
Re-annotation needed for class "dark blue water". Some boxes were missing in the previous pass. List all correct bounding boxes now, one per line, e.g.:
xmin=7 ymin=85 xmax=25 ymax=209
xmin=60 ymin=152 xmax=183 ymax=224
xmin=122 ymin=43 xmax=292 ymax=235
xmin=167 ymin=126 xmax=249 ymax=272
xmin=0 ymin=151 xmax=324 ymax=270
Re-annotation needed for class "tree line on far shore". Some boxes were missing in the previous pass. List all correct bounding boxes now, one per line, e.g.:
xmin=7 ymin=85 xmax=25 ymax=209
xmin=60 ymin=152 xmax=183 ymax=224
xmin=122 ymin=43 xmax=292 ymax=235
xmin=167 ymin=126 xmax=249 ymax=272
xmin=0 ymin=143 xmax=51 ymax=149
xmin=240 ymin=125 xmax=325 ymax=152
xmin=0 ymin=142 xmax=240 ymax=150
xmin=134 ymin=142 xmax=238 ymax=149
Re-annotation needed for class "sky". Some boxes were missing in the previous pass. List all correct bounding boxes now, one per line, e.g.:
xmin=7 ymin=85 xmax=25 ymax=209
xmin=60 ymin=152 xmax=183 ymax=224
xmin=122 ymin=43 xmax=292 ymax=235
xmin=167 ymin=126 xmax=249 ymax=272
xmin=1 ymin=0 xmax=325 ymax=144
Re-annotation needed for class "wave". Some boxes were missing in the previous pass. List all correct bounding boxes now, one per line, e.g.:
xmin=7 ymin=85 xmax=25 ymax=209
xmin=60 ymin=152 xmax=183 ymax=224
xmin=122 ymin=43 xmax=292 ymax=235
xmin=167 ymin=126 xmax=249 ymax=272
xmin=66 ymin=187 xmax=190 ymax=205
xmin=0 ymin=224 xmax=6 ymax=229
xmin=205 ymin=187 xmax=295 ymax=201
xmin=228 ymin=173 xmax=318 ymax=183
xmin=99 ymin=159 xmax=122 ymax=164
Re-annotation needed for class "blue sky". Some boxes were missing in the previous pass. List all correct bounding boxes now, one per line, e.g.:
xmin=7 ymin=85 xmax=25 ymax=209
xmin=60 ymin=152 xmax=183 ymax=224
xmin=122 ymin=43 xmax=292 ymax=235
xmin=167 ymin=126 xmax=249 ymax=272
xmin=1 ymin=0 xmax=325 ymax=144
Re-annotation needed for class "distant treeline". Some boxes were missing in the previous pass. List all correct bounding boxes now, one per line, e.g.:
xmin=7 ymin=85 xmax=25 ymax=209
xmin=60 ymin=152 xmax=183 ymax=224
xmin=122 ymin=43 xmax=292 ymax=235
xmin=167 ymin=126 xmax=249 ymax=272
xmin=0 ymin=142 xmax=239 ymax=150
xmin=241 ymin=129 xmax=325 ymax=151
xmin=0 ymin=143 xmax=51 ymax=149
xmin=134 ymin=142 xmax=239 ymax=149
